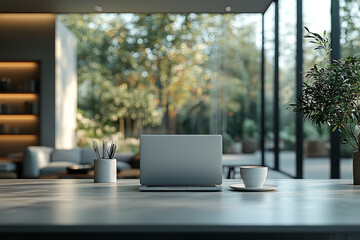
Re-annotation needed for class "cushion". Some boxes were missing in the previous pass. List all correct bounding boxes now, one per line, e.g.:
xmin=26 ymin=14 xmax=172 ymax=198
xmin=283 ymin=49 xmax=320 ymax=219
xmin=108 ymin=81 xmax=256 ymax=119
xmin=26 ymin=146 xmax=53 ymax=168
xmin=114 ymin=152 xmax=136 ymax=162
xmin=80 ymin=148 xmax=96 ymax=164
xmin=23 ymin=146 xmax=53 ymax=178
xmin=39 ymin=161 xmax=74 ymax=176
xmin=51 ymin=149 xmax=81 ymax=164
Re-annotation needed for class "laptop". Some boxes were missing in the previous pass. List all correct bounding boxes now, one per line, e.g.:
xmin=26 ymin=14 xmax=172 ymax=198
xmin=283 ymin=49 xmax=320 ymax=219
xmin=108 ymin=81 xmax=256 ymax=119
xmin=139 ymin=135 xmax=222 ymax=191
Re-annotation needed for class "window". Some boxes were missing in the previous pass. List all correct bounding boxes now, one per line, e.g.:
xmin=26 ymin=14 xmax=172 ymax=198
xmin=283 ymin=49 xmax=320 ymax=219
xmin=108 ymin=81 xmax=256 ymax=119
xmin=58 ymin=13 xmax=262 ymax=156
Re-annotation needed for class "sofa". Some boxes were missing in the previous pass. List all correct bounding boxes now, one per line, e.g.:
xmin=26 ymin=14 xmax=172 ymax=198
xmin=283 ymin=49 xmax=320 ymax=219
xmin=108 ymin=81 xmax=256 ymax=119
xmin=23 ymin=146 xmax=135 ymax=178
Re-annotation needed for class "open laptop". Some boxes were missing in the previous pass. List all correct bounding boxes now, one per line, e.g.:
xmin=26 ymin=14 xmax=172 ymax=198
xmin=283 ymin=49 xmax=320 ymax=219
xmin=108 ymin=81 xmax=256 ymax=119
xmin=139 ymin=135 xmax=222 ymax=191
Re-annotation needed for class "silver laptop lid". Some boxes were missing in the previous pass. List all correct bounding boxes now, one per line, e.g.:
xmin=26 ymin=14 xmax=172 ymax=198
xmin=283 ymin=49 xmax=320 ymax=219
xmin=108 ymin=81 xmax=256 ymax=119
xmin=140 ymin=135 xmax=222 ymax=185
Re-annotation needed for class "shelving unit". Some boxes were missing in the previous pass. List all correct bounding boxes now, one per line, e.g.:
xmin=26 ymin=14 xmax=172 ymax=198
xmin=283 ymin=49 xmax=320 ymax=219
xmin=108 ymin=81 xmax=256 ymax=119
xmin=0 ymin=61 xmax=40 ymax=157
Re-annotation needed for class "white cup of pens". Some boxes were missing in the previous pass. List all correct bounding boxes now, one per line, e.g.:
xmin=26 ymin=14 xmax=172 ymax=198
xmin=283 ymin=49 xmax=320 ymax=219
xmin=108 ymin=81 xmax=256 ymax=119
xmin=92 ymin=140 xmax=117 ymax=183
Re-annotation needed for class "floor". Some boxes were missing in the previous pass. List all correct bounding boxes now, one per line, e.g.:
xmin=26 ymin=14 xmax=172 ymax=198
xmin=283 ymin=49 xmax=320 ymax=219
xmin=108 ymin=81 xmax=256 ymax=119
xmin=222 ymin=151 xmax=352 ymax=179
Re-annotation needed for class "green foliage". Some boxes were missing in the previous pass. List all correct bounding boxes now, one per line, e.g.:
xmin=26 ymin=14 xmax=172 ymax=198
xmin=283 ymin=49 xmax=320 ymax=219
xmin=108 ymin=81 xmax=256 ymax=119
xmin=280 ymin=123 xmax=296 ymax=150
xmin=289 ymin=27 xmax=360 ymax=151
xmin=58 ymin=14 xmax=203 ymax=137
xmin=58 ymin=14 xmax=261 ymax=145
xmin=222 ymin=132 xmax=234 ymax=153
xmin=303 ymin=122 xmax=329 ymax=142
xmin=242 ymin=119 xmax=258 ymax=139
xmin=303 ymin=27 xmax=332 ymax=55
xmin=341 ymin=141 xmax=354 ymax=158
xmin=99 ymin=82 xmax=162 ymax=127
xmin=340 ymin=0 xmax=360 ymax=57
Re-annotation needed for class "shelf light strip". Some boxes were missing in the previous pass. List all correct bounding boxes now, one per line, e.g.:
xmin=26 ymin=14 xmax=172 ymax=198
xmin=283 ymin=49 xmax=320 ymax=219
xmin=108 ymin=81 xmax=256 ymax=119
xmin=0 ymin=115 xmax=38 ymax=121
xmin=0 ymin=135 xmax=38 ymax=141
xmin=0 ymin=93 xmax=38 ymax=100
xmin=0 ymin=62 xmax=39 ymax=68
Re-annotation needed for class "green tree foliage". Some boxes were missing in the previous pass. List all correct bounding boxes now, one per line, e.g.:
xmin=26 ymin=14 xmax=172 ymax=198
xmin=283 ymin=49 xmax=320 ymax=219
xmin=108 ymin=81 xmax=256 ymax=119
xmin=340 ymin=0 xmax=360 ymax=57
xmin=57 ymin=14 xmax=261 ymax=147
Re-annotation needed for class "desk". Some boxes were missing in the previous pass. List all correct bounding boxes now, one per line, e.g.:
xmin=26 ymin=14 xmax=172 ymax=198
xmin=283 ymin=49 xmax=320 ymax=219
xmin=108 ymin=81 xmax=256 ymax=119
xmin=0 ymin=179 xmax=360 ymax=240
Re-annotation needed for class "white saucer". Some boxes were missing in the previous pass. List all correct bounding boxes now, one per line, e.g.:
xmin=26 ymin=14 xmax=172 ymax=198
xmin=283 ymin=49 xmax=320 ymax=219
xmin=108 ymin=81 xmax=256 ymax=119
xmin=229 ymin=184 xmax=279 ymax=192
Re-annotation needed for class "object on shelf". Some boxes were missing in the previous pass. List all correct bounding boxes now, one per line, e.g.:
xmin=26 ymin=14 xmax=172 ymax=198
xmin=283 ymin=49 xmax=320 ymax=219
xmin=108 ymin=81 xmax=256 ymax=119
xmin=0 ymin=77 xmax=12 ymax=91
xmin=32 ymin=102 xmax=37 ymax=115
xmin=0 ymin=78 xmax=38 ymax=93
xmin=0 ymin=124 xmax=8 ymax=134
xmin=29 ymin=80 xmax=36 ymax=92
xmin=1 ymin=104 xmax=20 ymax=114
xmin=12 ymin=127 xmax=19 ymax=134
xmin=24 ymin=101 xmax=38 ymax=114
xmin=15 ymin=80 xmax=37 ymax=92
xmin=6 ymin=105 xmax=11 ymax=114
xmin=16 ymin=83 xmax=24 ymax=91
xmin=7 ymin=78 xmax=12 ymax=91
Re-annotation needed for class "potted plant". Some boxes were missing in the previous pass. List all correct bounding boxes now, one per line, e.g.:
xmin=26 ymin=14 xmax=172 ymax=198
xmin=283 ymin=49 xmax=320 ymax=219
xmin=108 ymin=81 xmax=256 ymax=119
xmin=289 ymin=27 xmax=360 ymax=184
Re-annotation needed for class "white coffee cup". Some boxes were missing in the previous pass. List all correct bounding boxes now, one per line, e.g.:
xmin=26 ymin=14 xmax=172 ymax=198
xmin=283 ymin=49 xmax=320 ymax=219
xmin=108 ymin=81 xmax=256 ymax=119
xmin=240 ymin=166 xmax=268 ymax=188
xmin=94 ymin=159 xmax=117 ymax=183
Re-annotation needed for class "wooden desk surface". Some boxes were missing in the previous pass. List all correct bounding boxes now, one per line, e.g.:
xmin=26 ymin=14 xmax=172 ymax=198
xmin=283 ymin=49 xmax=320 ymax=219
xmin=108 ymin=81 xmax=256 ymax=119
xmin=0 ymin=179 xmax=360 ymax=239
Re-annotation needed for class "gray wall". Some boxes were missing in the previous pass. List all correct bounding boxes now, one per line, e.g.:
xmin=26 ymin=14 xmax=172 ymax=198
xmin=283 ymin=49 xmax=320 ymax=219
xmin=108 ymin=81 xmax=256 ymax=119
xmin=0 ymin=14 xmax=56 ymax=147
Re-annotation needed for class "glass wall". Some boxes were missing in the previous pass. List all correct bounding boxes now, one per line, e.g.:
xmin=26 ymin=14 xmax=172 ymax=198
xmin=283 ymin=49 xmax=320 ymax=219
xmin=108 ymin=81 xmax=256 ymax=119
xmin=56 ymin=1 xmax=360 ymax=179
xmin=58 ymin=14 xmax=262 ymax=159
xmin=340 ymin=0 xmax=360 ymax=179
xmin=279 ymin=0 xmax=296 ymax=177
xmin=303 ymin=0 xmax=331 ymax=178
xmin=264 ymin=3 xmax=275 ymax=168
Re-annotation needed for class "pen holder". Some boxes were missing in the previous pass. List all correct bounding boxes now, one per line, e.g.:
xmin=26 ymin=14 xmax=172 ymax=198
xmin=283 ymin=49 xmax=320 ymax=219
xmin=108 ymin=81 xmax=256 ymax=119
xmin=94 ymin=159 xmax=117 ymax=183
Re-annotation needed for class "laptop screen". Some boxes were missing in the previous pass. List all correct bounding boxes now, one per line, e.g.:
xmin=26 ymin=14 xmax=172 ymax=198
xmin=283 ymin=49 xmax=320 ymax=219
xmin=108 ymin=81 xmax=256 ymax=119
xmin=140 ymin=135 xmax=222 ymax=185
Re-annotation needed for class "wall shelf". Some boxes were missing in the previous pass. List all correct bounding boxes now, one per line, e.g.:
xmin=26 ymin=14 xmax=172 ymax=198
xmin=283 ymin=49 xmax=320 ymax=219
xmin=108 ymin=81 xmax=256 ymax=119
xmin=0 ymin=61 xmax=40 ymax=157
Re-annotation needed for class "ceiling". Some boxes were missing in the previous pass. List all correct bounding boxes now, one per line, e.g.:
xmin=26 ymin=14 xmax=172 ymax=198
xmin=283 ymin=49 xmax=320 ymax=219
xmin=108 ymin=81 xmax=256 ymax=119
xmin=1 ymin=0 xmax=273 ymax=14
